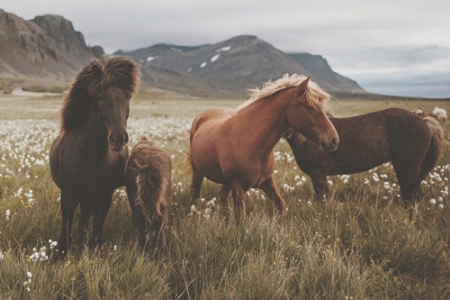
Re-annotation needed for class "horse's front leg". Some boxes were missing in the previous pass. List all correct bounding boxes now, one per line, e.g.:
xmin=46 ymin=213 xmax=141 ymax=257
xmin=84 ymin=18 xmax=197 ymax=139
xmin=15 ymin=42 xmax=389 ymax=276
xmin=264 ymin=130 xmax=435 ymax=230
xmin=311 ymin=174 xmax=329 ymax=201
xmin=230 ymin=182 xmax=246 ymax=225
xmin=89 ymin=192 xmax=113 ymax=251
xmin=219 ymin=183 xmax=231 ymax=222
xmin=260 ymin=176 xmax=287 ymax=216
xmin=57 ymin=191 xmax=78 ymax=257
xmin=78 ymin=201 xmax=92 ymax=248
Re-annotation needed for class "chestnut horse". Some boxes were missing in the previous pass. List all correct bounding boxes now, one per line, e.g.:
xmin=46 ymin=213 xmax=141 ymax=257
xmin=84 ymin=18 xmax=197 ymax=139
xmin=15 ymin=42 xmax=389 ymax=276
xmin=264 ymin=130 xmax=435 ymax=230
xmin=189 ymin=74 xmax=339 ymax=222
xmin=125 ymin=135 xmax=172 ymax=256
xmin=285 ymin=108 xmax=444 ymax=203
xmin=50 ymin=55 xmax=141 ymax=256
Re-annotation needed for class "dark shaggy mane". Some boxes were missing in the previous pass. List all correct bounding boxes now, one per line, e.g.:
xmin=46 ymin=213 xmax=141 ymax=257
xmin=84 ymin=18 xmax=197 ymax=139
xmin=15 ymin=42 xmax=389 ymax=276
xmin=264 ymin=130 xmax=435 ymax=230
xmin=60 ymin=55 xmax=141 ymax=132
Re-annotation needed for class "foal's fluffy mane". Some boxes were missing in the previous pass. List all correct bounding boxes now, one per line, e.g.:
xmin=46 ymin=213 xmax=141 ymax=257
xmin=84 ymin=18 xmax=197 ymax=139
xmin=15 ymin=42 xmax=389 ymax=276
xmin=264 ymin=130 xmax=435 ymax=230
xmin=61 ymin=55 xmax=141 ymax=132
xmin=238 ymin=74 xmax=330 ymax=111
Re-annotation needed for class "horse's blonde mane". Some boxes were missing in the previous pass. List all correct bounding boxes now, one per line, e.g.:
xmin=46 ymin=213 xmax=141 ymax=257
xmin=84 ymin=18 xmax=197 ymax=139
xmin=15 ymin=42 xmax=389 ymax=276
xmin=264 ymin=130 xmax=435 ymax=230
xmin=238 ymin=74 xmax=330 ymax=111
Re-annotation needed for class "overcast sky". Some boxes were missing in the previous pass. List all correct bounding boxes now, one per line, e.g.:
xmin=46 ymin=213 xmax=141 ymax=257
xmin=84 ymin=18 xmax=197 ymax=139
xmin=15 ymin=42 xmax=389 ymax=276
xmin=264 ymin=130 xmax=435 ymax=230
xmin=2 ymin=0 xmax=450 ymax=98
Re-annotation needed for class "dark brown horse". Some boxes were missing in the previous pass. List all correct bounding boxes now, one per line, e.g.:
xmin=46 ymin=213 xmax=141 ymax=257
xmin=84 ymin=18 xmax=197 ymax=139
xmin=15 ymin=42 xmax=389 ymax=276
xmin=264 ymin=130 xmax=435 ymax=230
xmin=189 ymin=74 xmax=339 ymax=223
xmin=285 ymin=108 xmax=444 ymax=203
xmin=125 ymin=135 xmax=172 ymax=255
xmin=50 ymin=55 xmax=141 ymax=256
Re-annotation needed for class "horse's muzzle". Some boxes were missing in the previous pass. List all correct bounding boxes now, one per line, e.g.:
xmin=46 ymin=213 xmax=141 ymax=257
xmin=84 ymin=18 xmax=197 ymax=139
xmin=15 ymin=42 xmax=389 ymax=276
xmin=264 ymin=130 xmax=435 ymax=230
xmin=320 ymin=137 xmax=339 ymax=152
xmin=108 ymin=131 xmax=129 ymax=151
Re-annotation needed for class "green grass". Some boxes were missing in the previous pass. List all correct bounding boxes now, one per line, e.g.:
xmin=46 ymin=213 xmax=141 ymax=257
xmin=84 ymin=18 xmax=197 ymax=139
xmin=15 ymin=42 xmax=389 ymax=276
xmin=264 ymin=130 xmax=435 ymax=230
xmin=1 ymin=93 xmax=450 ymax=299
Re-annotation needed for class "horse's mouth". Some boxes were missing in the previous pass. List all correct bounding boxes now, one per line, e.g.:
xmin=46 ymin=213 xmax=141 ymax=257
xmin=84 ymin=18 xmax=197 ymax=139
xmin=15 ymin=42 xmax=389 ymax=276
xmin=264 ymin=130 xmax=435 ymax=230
xmin=320 ymin=139 xmax=339 ymax=152
xmin=110 ymin=144 xmax=126 ymax=152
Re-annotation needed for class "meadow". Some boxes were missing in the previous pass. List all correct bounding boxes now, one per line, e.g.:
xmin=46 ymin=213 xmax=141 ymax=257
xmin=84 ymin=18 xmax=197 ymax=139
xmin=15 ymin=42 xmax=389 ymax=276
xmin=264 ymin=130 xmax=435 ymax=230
xmin=0 ymin=92 xmax=450 ymax=299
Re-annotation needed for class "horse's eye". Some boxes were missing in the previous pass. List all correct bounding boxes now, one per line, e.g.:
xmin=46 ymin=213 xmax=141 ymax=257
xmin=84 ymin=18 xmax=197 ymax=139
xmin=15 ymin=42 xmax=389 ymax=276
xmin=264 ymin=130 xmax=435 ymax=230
xmin=306 ymin=105 xmax=315 ymax=111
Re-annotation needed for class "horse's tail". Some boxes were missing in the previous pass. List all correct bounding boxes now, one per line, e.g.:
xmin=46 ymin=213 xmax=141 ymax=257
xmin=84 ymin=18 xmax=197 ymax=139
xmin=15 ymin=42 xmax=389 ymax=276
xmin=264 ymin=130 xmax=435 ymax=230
xmin=134 ymin=156 xmax=171 ymax=228
xmin=420 ymin=116 xmax=445 ymax=180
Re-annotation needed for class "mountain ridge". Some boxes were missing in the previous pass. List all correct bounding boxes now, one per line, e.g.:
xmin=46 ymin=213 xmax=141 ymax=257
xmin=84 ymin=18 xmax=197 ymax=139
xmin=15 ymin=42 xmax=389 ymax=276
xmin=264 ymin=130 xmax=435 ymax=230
xmin=119 ymin=35 xmax=366 ymax=97
xmin=0 ymin=9 xmax=365 ymax=98
xmin=0 ymin=9 xmax=103 ymax=82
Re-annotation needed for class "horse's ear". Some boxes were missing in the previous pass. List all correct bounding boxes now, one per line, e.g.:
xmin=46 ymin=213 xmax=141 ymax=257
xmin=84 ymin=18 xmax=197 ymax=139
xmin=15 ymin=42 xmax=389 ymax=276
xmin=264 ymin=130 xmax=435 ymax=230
xmin=299 ymin=76 xmax=310 ymax=89
xmin=295 ymin=76 xmax=310 ymax=95
xmin=91 ymin=63 xmax=102 ymax=79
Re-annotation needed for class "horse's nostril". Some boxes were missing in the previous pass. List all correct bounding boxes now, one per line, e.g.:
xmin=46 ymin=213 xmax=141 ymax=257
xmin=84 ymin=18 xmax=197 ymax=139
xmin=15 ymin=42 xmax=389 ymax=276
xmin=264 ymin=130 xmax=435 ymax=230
xmin=331 ymin=137 xmax=338 ymax=146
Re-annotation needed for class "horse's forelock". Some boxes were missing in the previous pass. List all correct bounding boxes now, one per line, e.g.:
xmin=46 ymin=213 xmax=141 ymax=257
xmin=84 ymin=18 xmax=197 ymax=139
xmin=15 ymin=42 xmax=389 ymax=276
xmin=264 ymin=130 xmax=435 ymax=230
xmin=61 ymin=55 xmax=141 ymax=132
xmin=89 ymin=55 xmax=141 ymax=95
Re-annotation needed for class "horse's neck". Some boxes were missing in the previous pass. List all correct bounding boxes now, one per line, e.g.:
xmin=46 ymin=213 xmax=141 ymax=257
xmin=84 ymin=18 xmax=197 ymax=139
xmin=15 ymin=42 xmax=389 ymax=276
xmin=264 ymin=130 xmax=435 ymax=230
xmin=237 ymin=98 xmax=288 ymax=154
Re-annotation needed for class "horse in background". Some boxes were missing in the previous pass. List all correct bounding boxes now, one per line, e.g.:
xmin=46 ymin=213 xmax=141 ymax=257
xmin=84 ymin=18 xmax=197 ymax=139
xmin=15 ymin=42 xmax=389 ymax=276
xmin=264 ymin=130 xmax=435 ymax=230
xmin=285 ymin=108 xmax=444 ymax=203
xmin=433 ymin=106 xmax=448 ymax=122
xmin=125 ymin=135 xmax=172 ymax=256
xmin=50 ymin=55 xmax=141 ymax=256
xmin=412 ymin=107 xmax=447 ymax=122
xmin=189 ymin=74 xmax=339 ymax=223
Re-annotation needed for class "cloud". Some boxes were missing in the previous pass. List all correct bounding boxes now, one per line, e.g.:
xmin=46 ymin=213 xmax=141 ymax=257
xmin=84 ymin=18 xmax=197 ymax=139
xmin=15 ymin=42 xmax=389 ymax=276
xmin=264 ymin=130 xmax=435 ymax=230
xmin=1 ymin=0 xmax=450 ymax=97
xmin=324 ymin=46 xmax=450 ymax=97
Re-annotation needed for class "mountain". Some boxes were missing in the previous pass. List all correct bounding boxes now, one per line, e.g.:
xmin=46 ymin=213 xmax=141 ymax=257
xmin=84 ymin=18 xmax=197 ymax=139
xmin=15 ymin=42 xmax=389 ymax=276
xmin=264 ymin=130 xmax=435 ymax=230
xmin=0 ymin=9 xmax=364 ymax=97
xmin=0 ymin=9 xmax=103 ymax=80
xmin=289 ymin=53 xmax=364 ymax=95
xmin=119 ymin=35 xmax=366 ymax=97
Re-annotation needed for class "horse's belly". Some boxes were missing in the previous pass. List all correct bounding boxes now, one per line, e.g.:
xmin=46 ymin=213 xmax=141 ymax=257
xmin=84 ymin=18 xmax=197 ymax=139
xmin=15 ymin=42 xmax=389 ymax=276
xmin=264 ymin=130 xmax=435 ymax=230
xmin=329 ymin=155 xmax=389 ymax=175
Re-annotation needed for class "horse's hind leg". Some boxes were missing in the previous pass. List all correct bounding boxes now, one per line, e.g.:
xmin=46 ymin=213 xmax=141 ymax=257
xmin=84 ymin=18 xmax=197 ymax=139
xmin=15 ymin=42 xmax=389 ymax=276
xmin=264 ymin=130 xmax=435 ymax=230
xmin=126 ymin=183 xmax=146 ymax=249
xmin=190 ymin=166 xmax=204 ymax=200
xmin=153 ymin=207 xmax=168 ymax=257
xmin=393 ymin=160 xmax=422 ymax=204
xmin=58 ymin=191 xmax=78 ymax=257
xmin=133 ymin=210 xmax=147 ymax=249
xmin=260 ymin=176 xmax=287 ymax=216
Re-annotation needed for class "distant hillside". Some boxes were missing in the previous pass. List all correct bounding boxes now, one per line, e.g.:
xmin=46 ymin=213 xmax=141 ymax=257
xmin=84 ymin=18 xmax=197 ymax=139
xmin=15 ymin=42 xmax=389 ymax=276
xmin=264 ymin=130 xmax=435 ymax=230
xmin=0 ymin=9 xmax=103 ymax=81
xmin=119 ymin=35 xmax=366 ymax=97
xmin=0 ymin=9 xmax=365 ymax=98
xmin=289 ymin=53 xmax=364 ymax=94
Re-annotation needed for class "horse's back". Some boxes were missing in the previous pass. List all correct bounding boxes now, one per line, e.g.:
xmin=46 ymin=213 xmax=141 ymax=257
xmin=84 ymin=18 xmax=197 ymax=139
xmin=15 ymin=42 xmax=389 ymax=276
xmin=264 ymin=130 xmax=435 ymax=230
xmin=190 ymin=108 xmax=236 ymax=141
xmin=384 ymin=108 xmax=432 ymax=148
xmin=126 ymin=142 xmax=172 ymax=182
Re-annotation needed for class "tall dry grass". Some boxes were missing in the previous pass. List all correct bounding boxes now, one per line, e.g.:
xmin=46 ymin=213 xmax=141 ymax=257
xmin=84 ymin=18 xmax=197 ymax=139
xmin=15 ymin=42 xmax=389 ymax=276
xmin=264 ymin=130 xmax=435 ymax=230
xmin=0 ymin=96 xmax=450 ymax=299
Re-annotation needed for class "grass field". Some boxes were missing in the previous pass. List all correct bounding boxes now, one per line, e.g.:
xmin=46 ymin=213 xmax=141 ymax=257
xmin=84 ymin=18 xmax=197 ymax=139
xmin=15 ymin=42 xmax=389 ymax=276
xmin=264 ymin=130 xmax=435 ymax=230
xmin=1 ymin=92 xmax=450 ymax=299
